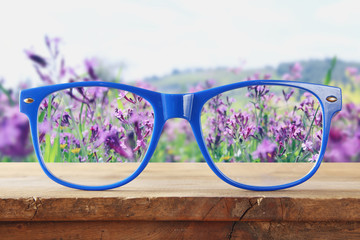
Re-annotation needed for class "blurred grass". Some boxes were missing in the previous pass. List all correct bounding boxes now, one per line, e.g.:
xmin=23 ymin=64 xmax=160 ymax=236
xmin=324 ymin=56 xmax=337 ymax=85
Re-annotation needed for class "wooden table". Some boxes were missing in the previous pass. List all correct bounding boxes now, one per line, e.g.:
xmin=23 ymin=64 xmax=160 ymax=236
xmin=0 ymin=163 xmax=359 ymax=239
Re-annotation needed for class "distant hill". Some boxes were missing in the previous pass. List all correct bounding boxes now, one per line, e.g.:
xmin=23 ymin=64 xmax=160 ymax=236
xmin=144 ymin=58 xmax=360 ymax=92
xmin=277 ymin=58 xmax=360 ymax=84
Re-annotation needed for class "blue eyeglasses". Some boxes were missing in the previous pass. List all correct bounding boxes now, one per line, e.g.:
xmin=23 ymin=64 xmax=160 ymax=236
xmin=19 ymin=80 xmax=342 ymax=191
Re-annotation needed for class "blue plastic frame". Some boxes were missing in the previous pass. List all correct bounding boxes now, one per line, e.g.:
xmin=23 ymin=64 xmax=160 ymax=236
xmin=19 ymin=80 xmax=342 ymax=191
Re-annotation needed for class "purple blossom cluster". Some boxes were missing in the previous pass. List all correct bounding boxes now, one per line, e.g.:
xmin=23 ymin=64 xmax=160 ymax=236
xmin=25 ymin=36 xmax=101 ymax=86
xmin=346 ymin=67 xmax=360 ymax=83
xmin=38 ymin=87 xmax=154 ymax=163
xmin=0 ymin=84 xmax=33 ymax=159
xmin=325 ymin=102 xmax=360 ymax=162
xmin=282 ymin=62 xmax=303 ymax=81
xmin=202 ymin=81 xmax=323 ymax=163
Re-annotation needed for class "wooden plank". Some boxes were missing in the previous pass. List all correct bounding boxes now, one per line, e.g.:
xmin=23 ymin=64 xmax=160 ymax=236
xmin=0 ymin=196 xmax=360 ymax=222
xmin=0 ymin=163 xmax=359 ymax=222
xmin=0 ymin=221 xmax=359 ymax=240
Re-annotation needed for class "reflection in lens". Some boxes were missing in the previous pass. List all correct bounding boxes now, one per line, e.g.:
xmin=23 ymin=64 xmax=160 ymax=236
xmin=201 ymin=85 xmax=323 ymax=186
xmin=37 ymin=87 xmax=154 ymax=186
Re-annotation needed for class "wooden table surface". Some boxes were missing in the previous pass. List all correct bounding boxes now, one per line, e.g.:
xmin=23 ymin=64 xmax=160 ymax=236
xmin=0 ymin=163 xmax=359 ymax=240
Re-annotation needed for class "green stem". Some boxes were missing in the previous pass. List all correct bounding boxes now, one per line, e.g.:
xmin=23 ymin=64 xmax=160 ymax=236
xmin=304 ymin=106 xmax=320 ymax=142
xmin=295 ymin=106 xmax=320 ymax=162
xmin=78 ymin=102 xmax=84 ymax=134
xmin=0 ymin=84 xmax=15 ymax=106
xmin=250 ymin=101 xmax=259 ymax=128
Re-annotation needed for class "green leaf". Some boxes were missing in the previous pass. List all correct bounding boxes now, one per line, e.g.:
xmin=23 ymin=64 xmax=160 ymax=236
xmin=117 ymin=99 xmax=124 ymax=110
xmin=44 ymin=134 xmax=51 ymax=162
xmin=49 ymin=136 xmax=60 ymax=162
xmin=324 ymin=56 xmax=337 ymax=85
xmin=38 ymin=111 xmax=46 ymax=123
xmin=47 ymin=96 xmax=52 ymax=117
xmin=78 ymin=103 xmax=85 ymax=136
xmin=88 ymin=130 xmax=92 ymax=142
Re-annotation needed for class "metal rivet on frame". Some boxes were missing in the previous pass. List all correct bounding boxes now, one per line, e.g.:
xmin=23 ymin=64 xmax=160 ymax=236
xmin=24 ymin=98 xmax=34 ymax=104
xmin=326 ymin=96 xmax=337 ymax=103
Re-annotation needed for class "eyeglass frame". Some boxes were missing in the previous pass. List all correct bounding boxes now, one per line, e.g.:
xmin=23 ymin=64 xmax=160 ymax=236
xmin=19 ymin=80 xmax=342 ymax=191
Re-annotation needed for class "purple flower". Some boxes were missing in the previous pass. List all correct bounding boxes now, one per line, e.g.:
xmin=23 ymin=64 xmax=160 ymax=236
xmin=329 ymin=128 xmax=343 ymax=142
xmin=275 ymin=124 xmax=288 ymax=143
xmin=346 ymin=67 xmax=358 ymax=76
xmin=308 ymin=154 xmax=319 ymax=162
xmin=325 ymin=138 xmax=359 ymax=162
xmin=45 ymin=36 xmax=61 ymax=58
xmin=59 ymin=58 xmax=66 ymax=78
xmin=325 ymin=124 xmax=360 ymax=162
xmin=242 ymin=126 xmax=255 ymax=140
xmin=163 ymin=119 xmax=193 ymax=142
xmin=252 ymin=139 xmax=277 ymax=162
xmin=217 ymin=104 xmax=228 ymax=114
xmin=84 ymin=58 xmax=98 ymax=80
xmin=24 ymin=50 xmax=47 ymax=67
xmin=86 ymin=87 xmax=108 ymax=100
xmin=282 ymin=73 xmax=292 ymax=81
xmin=315 ymin=112 xmax=322 ymax=126
xmin=282 ymin=89 xmax=295 ymax=102
xmin=342 ymin=137 xmax=360 ymax=157
xmin=246 ymin=72 xmax=261 ymax=81
xmin=291 ymin=124 xmax=304 ymax=141
xmin=118 ymin=91 xmax=136 ymax=104
xmin=134 ymin=139 xmax=147 ymax=152
xmin=60 ymin=132 xmax=80 ymax=148
xmin=263 ymin=73 xmax=272 ymax=80
xmin=291 ymin=62 xmax=303 ymax=75
xmin=58 ymin=112 xmax=71 ymax=127
xmin=114 ymin=108 xmax=127 ymax=123
xmin=38 ymin=121 xmax=52 ymax=143
xmin=0 ymin=106 xmax=33 ymax=157
xmin=302 ymin=140 xmax=313 ymax=152
xmin=89 ymin=125 xmax=100 ymax=143
xmin=103 ymin=128 xmax=134 ymax=160
xmin=282 ymin=62 xmax=303 ymax=80
xmin=189 ymin=79 xmax=217 ymax=92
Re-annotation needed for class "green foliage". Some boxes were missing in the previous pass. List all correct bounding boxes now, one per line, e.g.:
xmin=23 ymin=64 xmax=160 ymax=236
xmin=324 ymin=56 xmax=337 ymax=85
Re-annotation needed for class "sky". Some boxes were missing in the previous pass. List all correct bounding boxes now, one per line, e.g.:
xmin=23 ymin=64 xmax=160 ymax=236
xmin=1 ymin=0 xmax=360 ymax=88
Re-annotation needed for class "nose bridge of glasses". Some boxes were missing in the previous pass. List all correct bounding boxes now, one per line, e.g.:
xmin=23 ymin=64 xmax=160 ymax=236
xmin=161 ymin=93 xmax=194 ymax=121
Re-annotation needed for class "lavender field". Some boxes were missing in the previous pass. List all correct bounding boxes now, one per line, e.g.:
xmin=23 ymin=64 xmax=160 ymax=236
xmin=0 ymin=37 xmax=359 ymax=163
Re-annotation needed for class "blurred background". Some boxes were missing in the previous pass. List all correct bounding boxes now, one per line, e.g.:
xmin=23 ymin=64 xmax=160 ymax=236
xmin=0 ymin=0 xmax=359 ymax=162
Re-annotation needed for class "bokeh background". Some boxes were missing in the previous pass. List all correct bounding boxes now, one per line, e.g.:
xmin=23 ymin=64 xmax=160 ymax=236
xmin=0 ymin=0 xmax=359 ymax=162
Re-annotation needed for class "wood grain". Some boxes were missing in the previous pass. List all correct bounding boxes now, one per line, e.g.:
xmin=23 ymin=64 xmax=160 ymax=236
xmin=0 ymin=163 xmax=359 ymax=239
xmin=0 ymin=221 xmax=359 ymax=240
